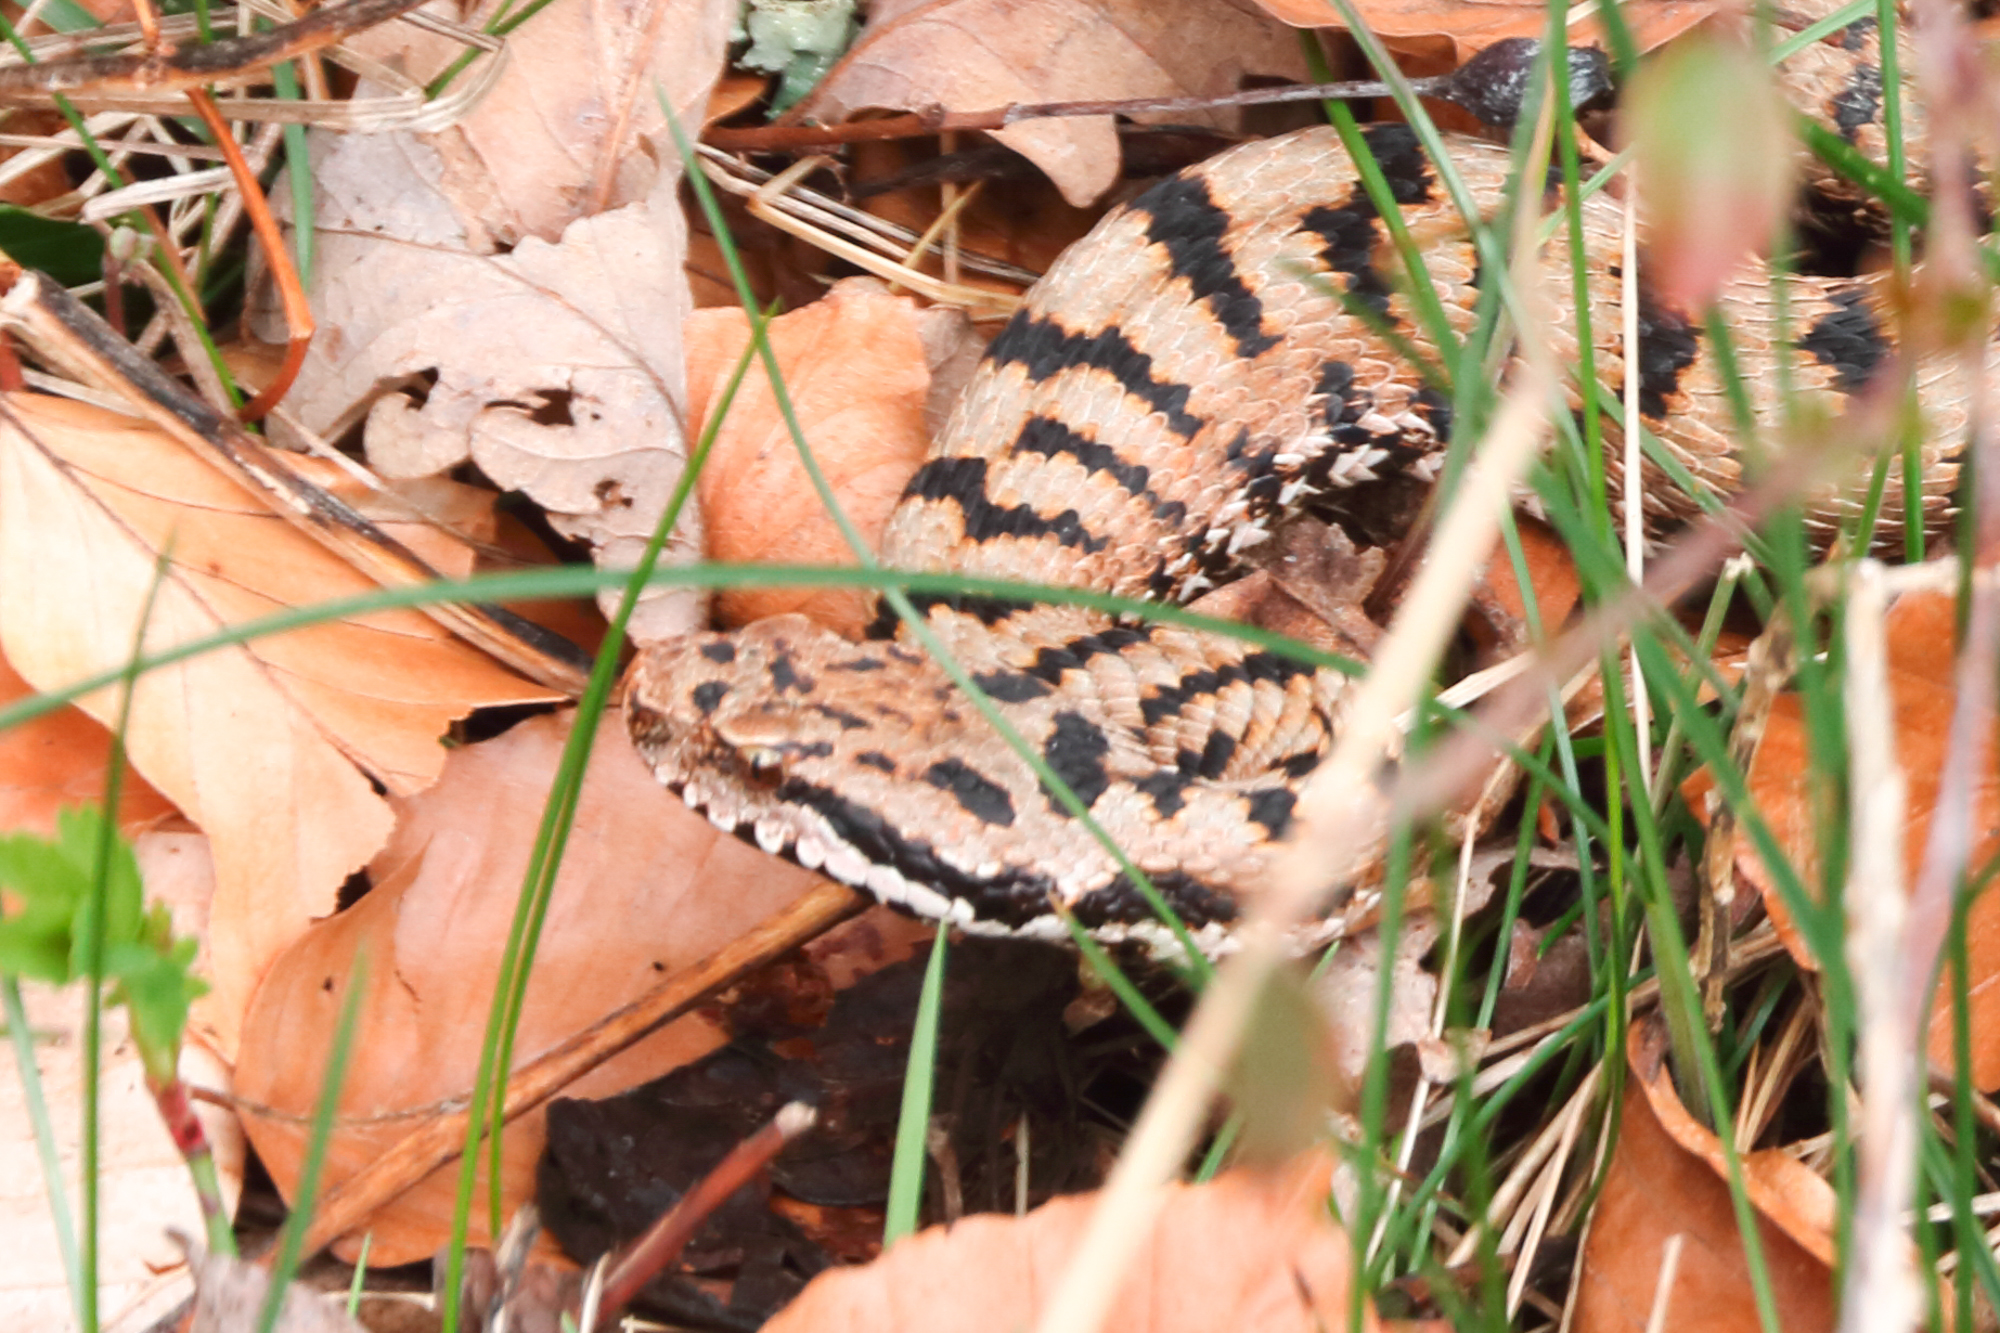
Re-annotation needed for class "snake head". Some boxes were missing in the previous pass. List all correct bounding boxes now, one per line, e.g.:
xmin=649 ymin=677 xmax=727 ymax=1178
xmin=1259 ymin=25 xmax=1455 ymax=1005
xmin=625 ymin=614 xmax=991 ymax=915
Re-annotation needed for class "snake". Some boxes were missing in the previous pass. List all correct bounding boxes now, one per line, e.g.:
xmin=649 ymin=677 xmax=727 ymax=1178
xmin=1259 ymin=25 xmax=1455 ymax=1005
xmin=626 ymin=6 xmax=1975 ymax=948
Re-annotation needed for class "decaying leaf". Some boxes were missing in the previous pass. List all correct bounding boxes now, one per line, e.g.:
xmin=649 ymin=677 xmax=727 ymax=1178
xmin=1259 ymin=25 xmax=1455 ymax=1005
xmin=0 ymin=394 xmax=558 ymax=1056
xmin=1575 ymin=1019 xmax=1836 ymax=1333
xmin=1245 ymin=0 xmax=1717 ymax=61
xmin=763 ymin=1148 xmax=1379 ymax=1332
xmin=274 ymin=0 xmax=735 ymax=643
xmin=185 ymin=1245 xmax=366 ymax=1333
xmin=789 ymin=0 xmax=1308 ymax=206
xmin=686 ymin=278 xmax=953 ymax=636
xmin=1696 ymin=588 xmax=2000 ymax=1088
xmin=340 ymin=0 xmax=734 ymax=249
xmin=234 ymin=711 xmax=829 ymax=1263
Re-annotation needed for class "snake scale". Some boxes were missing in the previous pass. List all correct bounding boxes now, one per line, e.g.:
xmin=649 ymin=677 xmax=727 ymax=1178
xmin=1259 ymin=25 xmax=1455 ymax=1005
xmin=628 ymin=6 xmax=1977 ymax=947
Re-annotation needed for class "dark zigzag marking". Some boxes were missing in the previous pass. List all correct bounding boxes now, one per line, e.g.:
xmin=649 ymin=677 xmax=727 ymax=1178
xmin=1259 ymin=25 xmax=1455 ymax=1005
xmin=923 ymin=758 xmax=1016 ymax=827
xmin=1634 ymin=289 xmax=1702 ymax=420
xmin=1025 ymin=626 xmax=1153 ymax=684
xmin=1130 ymin=173 xmax=1279 ymax=362
xmin=1797 ymin=288 xmax=1887 ymax=394
xmin=767 ymin=776 xmax=1234 ymax=928
xmin=1298 ymin=124 xmax=1435 ymax=325
xmin=1011 ymin=415 xmax=1188 ymax=527
xmin=984 ymin=310 xmax=1204 ymax=439
xmin=905 ymin=456 xmax=1110 ymax=553
xmin=1139 ymin=652 xmax=1316 ymax=727
xmin=1042 ymin=711 xmax=1111 ymax=810
xmin=1832 ymin=62 xmax=1882 ymax=141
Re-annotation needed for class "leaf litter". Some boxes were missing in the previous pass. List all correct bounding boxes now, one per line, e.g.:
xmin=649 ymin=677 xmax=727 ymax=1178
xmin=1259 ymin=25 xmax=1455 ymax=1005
xmin=0 ymin=0 xmax=1989 ymax=1324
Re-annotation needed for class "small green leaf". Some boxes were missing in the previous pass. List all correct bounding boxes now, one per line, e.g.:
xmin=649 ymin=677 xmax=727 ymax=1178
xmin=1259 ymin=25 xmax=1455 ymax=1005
xmin=0 ymin=209 xmax=106 ymax=290
xmin=0 ymin=807 xmax=203 ymax=1080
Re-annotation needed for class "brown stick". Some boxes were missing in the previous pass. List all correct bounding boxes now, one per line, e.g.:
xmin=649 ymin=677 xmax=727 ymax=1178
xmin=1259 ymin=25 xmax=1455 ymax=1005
xmin=591 ymin=1103 xmax=819 ymax=1327
xmin=297 ymin=882 xmax=869 ymax=1257
xmin=0 ymin=0 xmax=433 ymax=103
xmin=704 ymin=76 xmax=1435 ymax=152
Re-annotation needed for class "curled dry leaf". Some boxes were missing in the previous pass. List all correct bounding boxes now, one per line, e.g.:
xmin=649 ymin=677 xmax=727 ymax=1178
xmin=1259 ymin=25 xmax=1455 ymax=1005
xmin=1691 ymin=588 xmax=2000 ymax=1087
xmin=789 ymin=0 xmax=1308 ymax=207
xmin=275 ymin=0 xmax=735 ymax=642
xmin=0 ymin=394 xmax=558 ymax=1057
xmin=1575 ymin=1019 xmax=1836 ymax=1333
xmin=235 ymin=711 xmax=828 ymax=1264
xmin=686 ymin=279 xmax=961 ymax=636
xmin=1246 ymin=0 xmax=1717 ymax=61
xmin=763 ymin=1149 xmax=1379 ymax=1332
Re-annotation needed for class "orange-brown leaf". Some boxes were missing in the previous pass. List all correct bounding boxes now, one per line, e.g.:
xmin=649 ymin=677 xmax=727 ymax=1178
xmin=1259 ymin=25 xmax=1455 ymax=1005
xmin=0 ymin=647 xmax=176 ymax=836
xmin=1248 ymin=0 xmax=1717 ymax=60
xmin=234 ymin=711 xmax=830 ymax=1264
xmin=0 ymin=393 xmax=558 ymax=1057
xmin=1575 ymin=1020 xmax=1836 ymax=1333
xmin=1694 ymin=589 xmax=2000 ymax=1087
xmin=764 ymin=1149 xmax=1379 ymax=1332
xmin=687 ymin=280 xmax=940 ymax=637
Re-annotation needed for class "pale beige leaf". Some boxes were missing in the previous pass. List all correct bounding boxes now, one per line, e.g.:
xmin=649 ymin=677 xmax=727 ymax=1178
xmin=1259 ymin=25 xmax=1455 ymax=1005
xmin=342 ymin=0 xmax=737 ymax=248
xmin=0 ymin=838 xmax=237 ymax=1333
xmin=186 ymin=1249 xmax=365 ymax=1333
xmin=0 ymin=394 xmax=557 ymax=1057
xmin=686 ymin=279 xmax=938 ymax=636
xmin=765 ymin=1149 xmax=1377 ymax=1332
xmin=791 ymin=0 xmax=1308 ymax=206
xmin=235 ymin=711 xmax=830 ymax=1264
xmin=274 ymin=0 xmax=733 ymax=643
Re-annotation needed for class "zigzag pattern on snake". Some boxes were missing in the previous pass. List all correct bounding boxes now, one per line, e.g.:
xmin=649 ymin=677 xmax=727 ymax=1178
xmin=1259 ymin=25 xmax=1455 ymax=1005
xmin=627 ymin=6 xmax=1978 ymax=947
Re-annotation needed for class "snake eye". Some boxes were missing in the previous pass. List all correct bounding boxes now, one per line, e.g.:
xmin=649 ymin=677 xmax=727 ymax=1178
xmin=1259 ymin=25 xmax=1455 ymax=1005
xmin=745 ymin=746 xmax=784 ymax=770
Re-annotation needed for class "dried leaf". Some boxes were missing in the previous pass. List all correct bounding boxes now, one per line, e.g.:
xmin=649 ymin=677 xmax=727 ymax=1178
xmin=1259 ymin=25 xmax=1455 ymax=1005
xmin=763 ymin=1149 xmax=1379 ymax=1332
xmin=275 ymin=0 xmax=733 ymax=643
xmin=0 ymin=645 xmax=176 ymax=836
xmin=686 ymin=279 xmax=940 ymax=636
xmin=341 ymin=0 xmax=735 ymax=247
xmin=0 ymin=394 xmax=557 ymax=1057
xmin=1248 ymin=0 xmax=1716 ymax=61
xmin=234 ymin=711 xmax=828 ymax=1264
xmin=1702 ymin=589 xmax=2000 ymax=1087
xmin=790 ymin=0 xmax=1307 ymax=206
xmin=1575 ymin=1019 xmax=1835 ymax=1333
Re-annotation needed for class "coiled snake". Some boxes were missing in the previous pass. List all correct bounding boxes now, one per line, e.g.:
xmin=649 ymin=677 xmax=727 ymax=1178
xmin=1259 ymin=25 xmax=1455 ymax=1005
xmin=628 ymin=6 xmax=1975 ymax=945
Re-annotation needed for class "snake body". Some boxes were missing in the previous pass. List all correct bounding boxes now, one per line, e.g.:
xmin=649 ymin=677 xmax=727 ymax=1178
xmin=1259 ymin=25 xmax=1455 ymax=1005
xmin=629 ymin=11 xmax=1975 ymax=944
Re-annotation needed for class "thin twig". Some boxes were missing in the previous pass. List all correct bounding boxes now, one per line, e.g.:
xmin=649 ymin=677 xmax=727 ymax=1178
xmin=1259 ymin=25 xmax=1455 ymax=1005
xmin=591 ymin=1103 xmax=818 ymax=1327
xmin=706 ymin=73 xmax=1468 ymax=152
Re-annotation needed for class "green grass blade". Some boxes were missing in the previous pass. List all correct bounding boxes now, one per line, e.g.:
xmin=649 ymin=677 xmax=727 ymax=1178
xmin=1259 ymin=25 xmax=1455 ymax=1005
xmin=884 ymin=923 xmax=949 ymax=1245
xmin=256 ymin=950 xmax=369 ymax=1333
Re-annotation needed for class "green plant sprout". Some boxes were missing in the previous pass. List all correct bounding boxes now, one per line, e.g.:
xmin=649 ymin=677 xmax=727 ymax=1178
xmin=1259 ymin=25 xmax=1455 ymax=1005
xmin=0 ymin=805 xmax=227 ymax=1270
